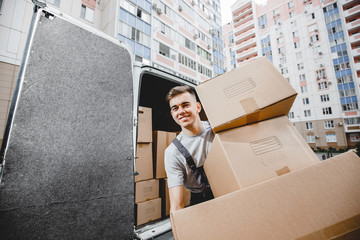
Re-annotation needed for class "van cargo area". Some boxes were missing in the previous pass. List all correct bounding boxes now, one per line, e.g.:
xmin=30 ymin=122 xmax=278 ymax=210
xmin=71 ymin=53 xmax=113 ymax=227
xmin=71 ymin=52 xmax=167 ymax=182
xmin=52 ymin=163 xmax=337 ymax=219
xmin=0 ymin=7 xmax=196 ymax=240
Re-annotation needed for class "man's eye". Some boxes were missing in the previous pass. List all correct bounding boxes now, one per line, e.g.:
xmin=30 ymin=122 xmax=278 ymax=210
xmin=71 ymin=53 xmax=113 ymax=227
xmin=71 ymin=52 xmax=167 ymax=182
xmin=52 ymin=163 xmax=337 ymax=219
xmin=171 ymin=107 xmax=178 ymax=112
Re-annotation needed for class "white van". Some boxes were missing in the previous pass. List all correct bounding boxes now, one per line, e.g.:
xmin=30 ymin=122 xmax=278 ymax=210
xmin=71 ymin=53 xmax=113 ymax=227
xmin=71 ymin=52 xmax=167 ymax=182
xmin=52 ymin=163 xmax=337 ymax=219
xmin=0 ymin=5 xmax=203 ymax=239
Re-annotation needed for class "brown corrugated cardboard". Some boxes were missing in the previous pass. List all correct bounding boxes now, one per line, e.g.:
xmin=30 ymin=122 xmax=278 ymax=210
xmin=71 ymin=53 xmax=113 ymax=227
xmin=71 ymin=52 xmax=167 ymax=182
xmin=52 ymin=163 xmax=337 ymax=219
xmin=138 ymin=106 xmax=152 ymax=143
xmin=195 ymin=57 xmax=297 ymax=133
xmin=153 ymin=131 xmax=177 ymax=179
xmin=171 ymin=151 xmax=360 ymax=240
xmin=160 ymin=179 xmax=191 ymax=217
xmin=135 ymin=179 xmax=159 ymax=203
xmin=135 ymin=143 xmax=153 ymax=182
xmin=204 ymin=116 xmax=319 ymax=197
xmin=136 ymin=198 xmax=161 ymax=226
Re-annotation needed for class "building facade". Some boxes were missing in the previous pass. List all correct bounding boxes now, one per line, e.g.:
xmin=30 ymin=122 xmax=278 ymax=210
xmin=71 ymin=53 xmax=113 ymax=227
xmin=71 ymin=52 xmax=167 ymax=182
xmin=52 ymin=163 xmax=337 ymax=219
xmin=225 ymin=0 xmax=360 ymax=149
xmin=0 ymin=0 xmax=225 ymax=144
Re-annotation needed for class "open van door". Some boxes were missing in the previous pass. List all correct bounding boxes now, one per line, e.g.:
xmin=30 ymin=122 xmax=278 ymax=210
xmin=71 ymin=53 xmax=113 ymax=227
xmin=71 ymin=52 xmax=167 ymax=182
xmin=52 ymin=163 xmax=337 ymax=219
xmin=0 ymin=7 xmax=135 ymax=239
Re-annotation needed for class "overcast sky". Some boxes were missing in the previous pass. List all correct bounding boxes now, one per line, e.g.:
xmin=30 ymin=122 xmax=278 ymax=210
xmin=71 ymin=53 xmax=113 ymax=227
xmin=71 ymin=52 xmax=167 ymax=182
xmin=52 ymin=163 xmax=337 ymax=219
xmin=220 ymin=0 xmax=269 ymax=25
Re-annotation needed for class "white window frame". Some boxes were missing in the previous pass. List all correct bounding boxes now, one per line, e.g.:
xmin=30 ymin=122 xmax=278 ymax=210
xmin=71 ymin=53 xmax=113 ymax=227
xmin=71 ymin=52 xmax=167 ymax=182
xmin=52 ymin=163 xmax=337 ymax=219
xmin=326 ymin=134 xmax=337 ymax=143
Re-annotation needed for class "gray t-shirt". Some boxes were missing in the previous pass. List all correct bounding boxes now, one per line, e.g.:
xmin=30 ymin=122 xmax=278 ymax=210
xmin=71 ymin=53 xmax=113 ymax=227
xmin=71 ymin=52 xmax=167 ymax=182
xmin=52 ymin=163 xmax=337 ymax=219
xmin=164 ymin=121 xmax=214 ymax=193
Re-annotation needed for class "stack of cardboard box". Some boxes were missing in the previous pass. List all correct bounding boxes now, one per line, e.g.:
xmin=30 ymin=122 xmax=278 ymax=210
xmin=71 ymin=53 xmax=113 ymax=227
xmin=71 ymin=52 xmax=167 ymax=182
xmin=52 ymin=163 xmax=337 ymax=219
xmin=135 ymin=106 xmax=161 ymax=226
xmin=135 ymin=107 xmax=191 ymax=226
xmin=170 ymin=57 xmax=360 ymax=239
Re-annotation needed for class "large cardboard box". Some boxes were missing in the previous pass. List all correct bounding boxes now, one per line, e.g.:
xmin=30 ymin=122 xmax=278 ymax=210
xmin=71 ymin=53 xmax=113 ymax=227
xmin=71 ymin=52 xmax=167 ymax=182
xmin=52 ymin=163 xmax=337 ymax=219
xmin=135 ymin=143 xmax=153 ymax=182
xmin=136 ymin=198 xmax=161 ymax=226
xmin=153 ymin=131 xmax=177 ymax=179
xmin=135 ymin=179 xmax=159 ymax=203
xmin=171 ymin=151 xmax=360 ymax=240
xmin=204 ymin=116 xmax=319 ymax=197
xmin=138 ymin=106 xmax=152 ymax=143
xmin=195 ymin=57 xmax=297 ymax=133
xmin=160 ymin=179 xmax=191 ymax=217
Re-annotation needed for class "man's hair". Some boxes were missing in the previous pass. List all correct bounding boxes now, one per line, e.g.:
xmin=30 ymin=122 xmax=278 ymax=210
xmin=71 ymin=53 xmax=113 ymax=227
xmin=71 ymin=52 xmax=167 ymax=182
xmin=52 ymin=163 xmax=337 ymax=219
xmin=166 ymin=85 xmax=196 ymax=103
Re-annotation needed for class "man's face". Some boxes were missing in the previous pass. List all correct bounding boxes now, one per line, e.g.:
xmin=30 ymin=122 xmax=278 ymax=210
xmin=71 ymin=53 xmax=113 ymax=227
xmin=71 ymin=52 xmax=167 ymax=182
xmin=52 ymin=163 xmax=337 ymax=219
xmin=169 ymin=92 xmax=201 ymax=129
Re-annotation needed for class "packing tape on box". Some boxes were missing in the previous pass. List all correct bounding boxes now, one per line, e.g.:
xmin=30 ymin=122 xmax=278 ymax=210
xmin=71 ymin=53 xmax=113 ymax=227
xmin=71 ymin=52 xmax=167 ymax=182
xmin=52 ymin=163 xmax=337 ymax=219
xmin=240 ymin=97 xmax=259 ymax=114
xmin=275 ymin=166 xmax=290 ymax=176
xmin=296 ymin=214 xmax=360 ymax=240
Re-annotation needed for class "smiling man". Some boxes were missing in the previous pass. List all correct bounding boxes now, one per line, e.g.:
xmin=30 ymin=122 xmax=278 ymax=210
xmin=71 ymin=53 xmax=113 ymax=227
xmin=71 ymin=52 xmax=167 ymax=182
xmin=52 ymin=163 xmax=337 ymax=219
xmin=164 ymin=85 xmax=214 ymax=213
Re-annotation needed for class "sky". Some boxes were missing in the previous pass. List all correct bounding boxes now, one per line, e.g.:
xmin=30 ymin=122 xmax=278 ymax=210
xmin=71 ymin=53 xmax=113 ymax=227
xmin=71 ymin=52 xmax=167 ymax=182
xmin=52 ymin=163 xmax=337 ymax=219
xmin=220 ymin=0 xmax=269 ymax=25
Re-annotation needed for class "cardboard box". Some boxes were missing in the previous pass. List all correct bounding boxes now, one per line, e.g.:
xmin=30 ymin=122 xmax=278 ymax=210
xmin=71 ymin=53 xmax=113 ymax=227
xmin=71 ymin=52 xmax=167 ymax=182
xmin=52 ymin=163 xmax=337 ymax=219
xmin=171 ymin=151 xmax=360 ymax=240
xmin=153 ymin=131 xmax=177 ymax=179
xmin=135 ymin=143 xmax=153 ymax=182
xmin=204 ymin=116 xmax=319 ymax=197
xmin=160 ymin=179 xmax=191 ymax=217
xmin=138 ymin=106 xmax=152 ymax=143
xmin=136 ymin=198 xmax=161 ymax=226
xmin=135 ymin=179 xmax=159 ymax=204
xmin=195 ymin=57 xmax=297 ymax=133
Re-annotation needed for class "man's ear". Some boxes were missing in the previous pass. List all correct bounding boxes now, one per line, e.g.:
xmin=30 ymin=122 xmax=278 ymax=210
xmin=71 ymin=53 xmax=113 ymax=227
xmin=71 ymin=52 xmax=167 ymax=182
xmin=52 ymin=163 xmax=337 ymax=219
xmin=196 ymin=102 xmax=202 ymax=113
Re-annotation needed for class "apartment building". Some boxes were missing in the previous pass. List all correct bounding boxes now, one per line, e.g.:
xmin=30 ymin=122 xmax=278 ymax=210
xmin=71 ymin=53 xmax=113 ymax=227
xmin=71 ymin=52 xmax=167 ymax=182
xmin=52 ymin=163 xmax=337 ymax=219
xmin=222 ymin=21 xmax=237 ymax=72
xmin=0 ymin=0 xmax=224 ymax=144
xmin=225 ymin=0 xmax=360 ymax=149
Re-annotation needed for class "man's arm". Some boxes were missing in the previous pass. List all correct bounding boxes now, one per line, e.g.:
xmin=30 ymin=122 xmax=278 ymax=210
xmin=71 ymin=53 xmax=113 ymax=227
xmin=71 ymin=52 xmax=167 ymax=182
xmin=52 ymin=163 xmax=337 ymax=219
xmin=169 ymin=185 xmax=184 ymax=213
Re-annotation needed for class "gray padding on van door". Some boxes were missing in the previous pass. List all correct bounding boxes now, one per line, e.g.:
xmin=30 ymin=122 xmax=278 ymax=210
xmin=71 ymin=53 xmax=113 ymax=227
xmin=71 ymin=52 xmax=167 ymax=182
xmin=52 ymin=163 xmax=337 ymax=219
xmin=0 ymin=13 xmax=134 ymax=240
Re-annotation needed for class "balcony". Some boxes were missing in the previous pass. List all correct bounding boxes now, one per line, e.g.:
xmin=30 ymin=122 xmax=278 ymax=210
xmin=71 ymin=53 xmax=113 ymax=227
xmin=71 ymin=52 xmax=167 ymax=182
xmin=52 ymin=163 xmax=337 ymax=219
xmin=352 ymin=47 xmax=360 ymax=57
xmin=349 ymin=32 xmax=360 ymax=44
xmin=234 ymin=28 xmax=256 ymax=43
xmin=234 ymin=19 xmax=254 ymax=35
xmin=234 ymin=37 xmax=256 ymax=52
xmin=234 ymin=15 xmax=254 ymax=30
xmin=233 ymin=6 xmax=252 ymax=22
xmin=346 ymin=19 xmax=360 ymax=31
xmin=344 ymin=5 xmax=360 ymax=18
xmin=236 ymin=46 xmax=257 ymax=61
xmin=355 ymin=62 xmax=360 ymax=71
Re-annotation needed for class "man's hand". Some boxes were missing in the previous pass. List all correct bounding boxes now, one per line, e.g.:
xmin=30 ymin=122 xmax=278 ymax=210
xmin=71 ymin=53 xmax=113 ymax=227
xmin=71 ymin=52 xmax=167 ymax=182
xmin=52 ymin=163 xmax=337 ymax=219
xmin=169 ymin=185 xmax=184 ymax=213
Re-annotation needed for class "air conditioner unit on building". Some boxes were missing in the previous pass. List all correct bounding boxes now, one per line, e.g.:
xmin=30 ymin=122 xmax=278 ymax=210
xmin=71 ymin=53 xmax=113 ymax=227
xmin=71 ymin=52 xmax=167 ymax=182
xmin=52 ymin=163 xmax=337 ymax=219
xmin=304 ymin=10 xmax=308 ymax=13
xmin=315 ymin=29 xmax=319 ymax=32
xmin=320 ymin=64 xmax=324 ymax=67
xmin=178 ymin=5 xmax=183 ymax=11
xmin=319 ymin=51 xmax=323 ymax=55
xmin=277 ymin=22 xmax=282 ymax=25
xmin=328 ymin=81 xmax=332 ymax=85
xmin=337 ymin=122 xmax=343 ymax=126
xmin=317 ymin=76 xmax=321 ymax=80
xmin=152 ymin=3 xmax=157 ymax=10
xmin=207 ymin=45 xmax=211 ymax=50
xmin=191 ymin=0 xmax=196 ymax=6
xmin=193 ymin=34 xmax=198 ymax=39
xmin=309 ymin=43 xmax=313 ymax=46
xmin=303 ymin=0 xmax=307 ymax=3
xmin=156 ymin=8 xmax=162 ymax=14
xmin=279 ymin=64 xmax=283 ymax=67
xmin=315 ymin=135 xmax=319 ymax=139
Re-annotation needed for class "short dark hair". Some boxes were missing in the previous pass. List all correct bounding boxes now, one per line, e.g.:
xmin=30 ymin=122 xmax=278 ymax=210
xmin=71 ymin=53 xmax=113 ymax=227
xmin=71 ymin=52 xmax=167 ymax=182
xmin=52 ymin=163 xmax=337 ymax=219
xmin=165 ymin=85 xmax=196 ymax=103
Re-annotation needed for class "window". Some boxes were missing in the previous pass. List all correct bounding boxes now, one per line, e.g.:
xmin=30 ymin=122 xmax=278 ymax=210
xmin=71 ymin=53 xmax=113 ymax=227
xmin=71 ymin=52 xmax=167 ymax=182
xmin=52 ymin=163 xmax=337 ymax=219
xmin=310 ymin=34 xmax=319 ymax=43
xmin=292 ymin=31 xmax=298 ymax=38
xmin=316 ymin=69 xmax=326 ymax=79
xmin=296 ymin=52 xmax=302 ymax=59
xmin=326 ymin=134 xmax=337 ymax=142
xmin=344 ymin=117 xmax=360 ymax=125
xmin=303 ymin=97 xmax=310 ymax=105
xmin=291 ymin=21 xmax=297 ymax=28
xmin=304 ymin=110 xmax=311 ymax=117
xmin=297 ymin=63 xmax=304 ymax=70
xmin=274 ymin=18 xmax=281 ymax=25
xmin=307 ymin=13 xmax=315 ymax=21
xmin=273 ymin=8 xmax=280 ymax=17
xmin=299 ymin=74 xmax=306 ymax=81
xmin=306 ymin=122 xmax=313 ymax=130
xmin=288 ymin=112 xmax=294 ymax=118
xmin=277 ymin=37 xmax=284 ymax=44
xmin=318 ymin=81 xmax=328 ymax=90
xmin=179 ymin=53 xmax=197 ymax=71
xmin=289 ymin=11 xmax=295 ymax=18
xmin=324 ymin=120 xmax=334 ymax=129
xmin=281 ymin=67 xmax=288 ymax=75
xmin=81 ymin=4 xmax=94 ymax=22
xmin=322 ymin=107 xmax=332 ymax=115
xmin=320 ymin=94 xmax=330 ymax=102
xmin=47 ymin=0 xmax=60 ymax=7
xmin=301 ymin=86 xmax=308 ymax=93
xmin=342 ymin=103 xmax=358 ymax=111
xmin=307 ymin=135 xmax=315 ymax=143
xmin=294 ymin=41 xmax=300 ymax=49
xmin=159 ymin=42 xmax=170 ymax=57
xmin=288 ymin=1 xmax=294 ymax=8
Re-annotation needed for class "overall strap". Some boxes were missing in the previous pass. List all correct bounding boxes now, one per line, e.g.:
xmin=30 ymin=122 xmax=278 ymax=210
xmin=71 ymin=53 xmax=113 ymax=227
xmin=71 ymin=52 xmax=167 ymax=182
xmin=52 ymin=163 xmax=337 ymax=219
xmin=172 ymin=138 xmax=197 ymax=171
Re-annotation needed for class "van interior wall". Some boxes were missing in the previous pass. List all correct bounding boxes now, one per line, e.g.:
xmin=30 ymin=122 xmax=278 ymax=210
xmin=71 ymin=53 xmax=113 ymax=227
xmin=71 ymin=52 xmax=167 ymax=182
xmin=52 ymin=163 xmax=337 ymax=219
xmin=139 ymin=73 xmax=207 ymax=133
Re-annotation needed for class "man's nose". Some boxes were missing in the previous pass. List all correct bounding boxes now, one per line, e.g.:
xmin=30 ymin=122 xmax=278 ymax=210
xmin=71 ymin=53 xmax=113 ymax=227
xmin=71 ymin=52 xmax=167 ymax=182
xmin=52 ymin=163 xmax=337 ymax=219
xmin=178 ymin=106 xmax=186 ymax=114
